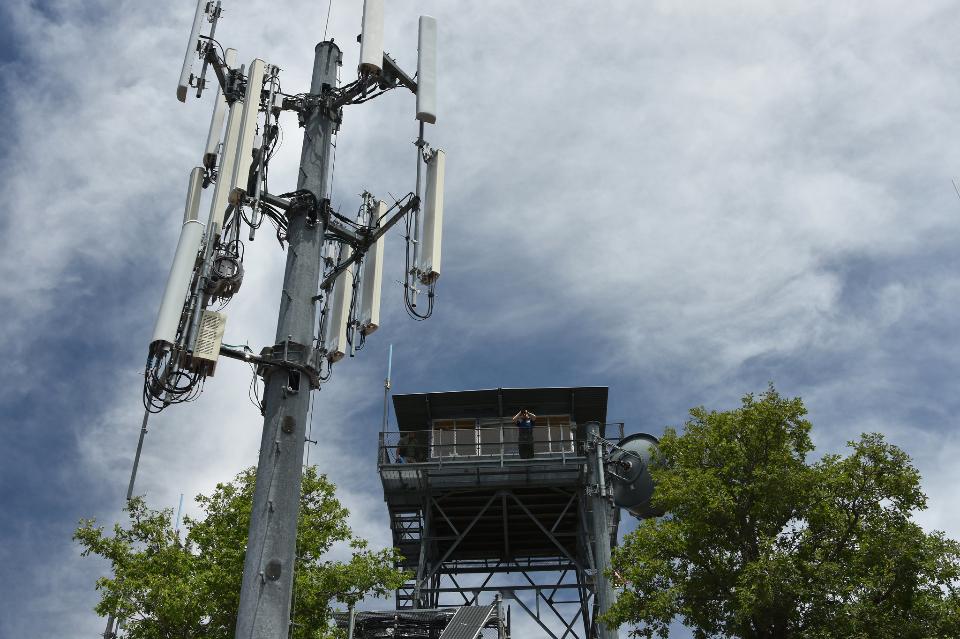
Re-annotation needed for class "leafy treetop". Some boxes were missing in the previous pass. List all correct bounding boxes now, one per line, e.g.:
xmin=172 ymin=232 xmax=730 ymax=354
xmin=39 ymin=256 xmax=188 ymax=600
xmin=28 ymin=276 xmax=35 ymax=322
xmin=75 ymin=466 xmax=407 ymax=639
xmin=604 ymin=387 xmax=960 ymax=639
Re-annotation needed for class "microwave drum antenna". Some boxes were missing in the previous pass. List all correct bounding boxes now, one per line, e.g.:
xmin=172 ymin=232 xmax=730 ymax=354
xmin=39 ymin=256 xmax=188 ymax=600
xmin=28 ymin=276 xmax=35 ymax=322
xmin=609 ymin=433 xmax=664 ymax=520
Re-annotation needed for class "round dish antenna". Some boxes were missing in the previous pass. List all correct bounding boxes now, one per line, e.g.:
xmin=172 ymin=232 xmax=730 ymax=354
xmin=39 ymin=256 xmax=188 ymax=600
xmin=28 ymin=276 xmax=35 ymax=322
xmin=609 ymin=433 xmax=664 ymax=520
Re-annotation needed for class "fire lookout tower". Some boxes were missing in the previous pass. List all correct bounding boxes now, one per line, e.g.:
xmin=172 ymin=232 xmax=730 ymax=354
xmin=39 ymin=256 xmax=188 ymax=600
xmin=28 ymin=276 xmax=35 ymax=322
xmin=376 ymin=387 xmax=630 ymax=639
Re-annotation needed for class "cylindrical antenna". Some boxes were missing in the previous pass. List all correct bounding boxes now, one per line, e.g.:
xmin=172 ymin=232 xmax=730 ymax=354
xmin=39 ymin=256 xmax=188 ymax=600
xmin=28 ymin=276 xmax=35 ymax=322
xmin=151 ymin=220 xmax=204 ymax=347
xmin=381 ymin=344 xmax=393 ymax=433
xmin=359 ymin=200 xmax=387 ymax=334
xmin=386 ymin=343 xmax=393 ymax=384
xmin=176 ymin=0 xmax=208 ymax=102
xmin=415 ymin=16 xmax=438 ymax=124
xmin=417 ymin=149 xmax=445 ymax=284
xmin=203 ymin=48 xmax=238 ymax=170
xmin=229 ymin=59 xmax=266 ymax=204
xmin=358 ymin=0 xmax=385 ymax=74
xmin=183 ymin=167 xmax=204 ymax=224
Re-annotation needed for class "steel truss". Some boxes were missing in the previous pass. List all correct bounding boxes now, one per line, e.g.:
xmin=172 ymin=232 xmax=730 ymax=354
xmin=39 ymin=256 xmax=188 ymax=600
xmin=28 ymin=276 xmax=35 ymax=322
xmin=395 ymin=487 xmax=605 ymax=639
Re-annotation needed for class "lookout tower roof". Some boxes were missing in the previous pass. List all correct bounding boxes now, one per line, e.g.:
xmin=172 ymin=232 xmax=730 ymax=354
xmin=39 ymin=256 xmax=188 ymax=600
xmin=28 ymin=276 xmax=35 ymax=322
xmin=391 ymin=386 xmax=608 ymax=430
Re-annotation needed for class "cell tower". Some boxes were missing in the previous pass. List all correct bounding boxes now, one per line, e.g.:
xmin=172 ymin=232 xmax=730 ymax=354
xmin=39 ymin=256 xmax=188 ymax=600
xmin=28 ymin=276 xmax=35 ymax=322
xmin=107 ymin=1 xmax=447 ymax=637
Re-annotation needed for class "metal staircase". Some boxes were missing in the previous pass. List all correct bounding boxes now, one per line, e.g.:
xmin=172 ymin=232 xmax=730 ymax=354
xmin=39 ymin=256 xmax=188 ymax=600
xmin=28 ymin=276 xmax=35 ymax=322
xmin=390 ymin=506 xmax=425 ymax=608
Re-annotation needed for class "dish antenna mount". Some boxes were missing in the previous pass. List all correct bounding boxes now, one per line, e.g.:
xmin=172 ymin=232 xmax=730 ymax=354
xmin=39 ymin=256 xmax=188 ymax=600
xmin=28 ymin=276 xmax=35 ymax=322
xmin=607 ymin=433 xmax=665 ymax=520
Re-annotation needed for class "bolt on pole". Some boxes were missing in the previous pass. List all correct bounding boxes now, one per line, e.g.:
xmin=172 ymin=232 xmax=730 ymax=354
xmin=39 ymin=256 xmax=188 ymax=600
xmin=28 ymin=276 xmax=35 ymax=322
xmin=233 ymin=41 xmax=341 ymax=639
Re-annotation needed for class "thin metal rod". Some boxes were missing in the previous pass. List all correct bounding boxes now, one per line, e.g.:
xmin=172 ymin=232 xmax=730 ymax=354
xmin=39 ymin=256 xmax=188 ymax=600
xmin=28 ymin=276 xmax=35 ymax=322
xmin=250 ymin=65 xmax=278 ymax=240
xmin=520 ymin=572 xmax=582 ymax=639
xmin=419 ymin=491 xmax=500 ymax=586
xmin=468 ymin=570 xmax=498 ymax=605
xmin=174 ymin=493 xmax=185 ymax=536
xmin=126 ymin=408 xmax=151 ymax=501
xmin=510 ymin=592 xmax=562 ymax=639
xmin=195 ymin=1 xmax=222 ymax=98
xmin=381 ymin=344 xmax=392 ymax=434
xmin=106 ymin=402 xmax=160 ymax=638
xmin=410 ymin=121 xmax=425 ymax=308
xmin=424 ymin=584 xmax=585 ymax=594
xmin=508 ymin=493 xmax=583 ymax=571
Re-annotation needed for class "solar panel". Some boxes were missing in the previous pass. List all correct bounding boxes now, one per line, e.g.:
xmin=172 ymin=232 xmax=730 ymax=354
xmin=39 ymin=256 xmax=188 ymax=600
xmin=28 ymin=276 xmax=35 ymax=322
xmin=438 ymin=604 xmax=496 ymax=639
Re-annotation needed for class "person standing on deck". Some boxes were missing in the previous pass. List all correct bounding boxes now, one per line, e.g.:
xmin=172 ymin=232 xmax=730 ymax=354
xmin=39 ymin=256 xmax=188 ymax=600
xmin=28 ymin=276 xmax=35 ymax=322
xmin=513 ymin=409 xmax=536 ymax=459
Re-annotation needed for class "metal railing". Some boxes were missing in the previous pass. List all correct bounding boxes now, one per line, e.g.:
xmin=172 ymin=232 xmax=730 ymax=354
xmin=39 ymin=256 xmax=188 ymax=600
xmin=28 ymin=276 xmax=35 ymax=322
xmin=377 ymin=423 xmax=625 ymax=466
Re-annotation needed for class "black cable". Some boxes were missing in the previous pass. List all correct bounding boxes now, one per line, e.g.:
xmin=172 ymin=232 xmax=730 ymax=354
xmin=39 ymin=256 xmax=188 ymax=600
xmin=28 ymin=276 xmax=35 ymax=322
xmin=401 ymin=209 xmax=434 ymax=320
xmin=197 ymin=35 xmax=226 ymax=62
xmin=247 ymin=363 xmax=264 ymax=414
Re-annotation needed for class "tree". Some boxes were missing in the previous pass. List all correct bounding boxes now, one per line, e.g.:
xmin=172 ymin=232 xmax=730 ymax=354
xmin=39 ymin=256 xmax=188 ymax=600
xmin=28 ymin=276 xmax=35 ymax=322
xmin=75 ymin=466 xmax=407 ymax=639
xmin=604 ymin=387 xmax=960 ymax=639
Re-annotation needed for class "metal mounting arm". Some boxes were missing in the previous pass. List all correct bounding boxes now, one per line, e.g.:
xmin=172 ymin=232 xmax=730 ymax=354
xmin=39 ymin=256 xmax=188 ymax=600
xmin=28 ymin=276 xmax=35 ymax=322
xmin=382 ymin=52 xmax=417 ymax=93
xmin=330 ymin=52 xmax=418 ymax=110
xmin=193 ymin=2 xmax=223 ymax=98
xmin=218 ymin=345 xmax=321 ymax=390
xmin=314 ymin=194 xmax=420 ymax=295
xmin=199 ymin=38 xmax=231 ymax=97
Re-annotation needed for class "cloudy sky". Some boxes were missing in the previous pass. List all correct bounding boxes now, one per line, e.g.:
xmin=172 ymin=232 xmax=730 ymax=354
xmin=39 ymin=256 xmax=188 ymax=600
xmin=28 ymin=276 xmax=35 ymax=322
xmin=2 ymin=0 xmax=959 ymax=637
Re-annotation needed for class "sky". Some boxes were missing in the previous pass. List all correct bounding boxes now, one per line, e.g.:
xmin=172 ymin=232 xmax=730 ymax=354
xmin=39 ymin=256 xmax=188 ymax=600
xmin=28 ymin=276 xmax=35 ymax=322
xmin=2 ymin=0 xmax=959 ymax=637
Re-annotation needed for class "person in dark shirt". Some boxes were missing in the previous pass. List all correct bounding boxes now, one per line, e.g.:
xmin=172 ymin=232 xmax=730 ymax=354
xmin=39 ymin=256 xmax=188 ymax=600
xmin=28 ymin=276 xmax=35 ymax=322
xmin=513 ymin=409 xmax=536 ymax=459
xmin=395 ymin=433 xmax=410 ymax=463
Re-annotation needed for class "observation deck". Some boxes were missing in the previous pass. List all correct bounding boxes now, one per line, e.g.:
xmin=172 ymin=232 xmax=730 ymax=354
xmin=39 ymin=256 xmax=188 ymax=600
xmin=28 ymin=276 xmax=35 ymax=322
xmin=376 ymin=387 xmax=621 ymax=638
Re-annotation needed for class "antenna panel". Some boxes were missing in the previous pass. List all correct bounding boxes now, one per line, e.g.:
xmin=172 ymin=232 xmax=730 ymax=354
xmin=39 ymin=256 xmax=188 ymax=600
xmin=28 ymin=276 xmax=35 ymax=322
xmin=208 ymin=93 xmax=243 ymax=235
xmin=203 ymin=48 xmax=238 ymax=169
xmin=416 ymin=16 xmax=438 ymax=123
xmin=418 ymin=149 xmax=445 ymax=284
xmin=229 ymin=59 xmax=266 ymax=200
xmin=359 ymin=200 xmax=387 ymax=334
xmin=183 ymin=167 xmax=204 ymax=223
xmin=325 ymin=260 xmax=354 ymax=362
xmin=358 ymin=0 xmax=385 ymax=73
xmin=609 ymin=433 xmax=664 ymax=520
xmin=177 ymin=0 xmax=208 ymax=102
xmin=151 ymin=220 xmax=204 ymax=346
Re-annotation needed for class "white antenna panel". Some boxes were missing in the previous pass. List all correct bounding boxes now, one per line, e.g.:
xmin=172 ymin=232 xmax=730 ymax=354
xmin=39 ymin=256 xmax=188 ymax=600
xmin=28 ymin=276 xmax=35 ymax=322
xmin=151 ymin=220 xmax=204 ymax=346
xmin=418 ymin=149 xmax=445 ymax=284
xmin=230 ymin=59 xmax=266 ymax=200
xmin=203 ymin=48 xmax=238 ymax=169
xmin=359 ymin=200 xmax=387 ymax=334
xmin=177 ymin=0 xmax=208 ymax=102
xmin=358 ymin=0 xmax=384 ymax=73
xmin=325 ymin=260 xmax=354 ymax=362
xmin=416 ymin=16 xmax=438 ymax=124
xmin=183 ymin=167 xmax=204 ymax=223
xmin=207 ymin=91 xmax=244 ymax=235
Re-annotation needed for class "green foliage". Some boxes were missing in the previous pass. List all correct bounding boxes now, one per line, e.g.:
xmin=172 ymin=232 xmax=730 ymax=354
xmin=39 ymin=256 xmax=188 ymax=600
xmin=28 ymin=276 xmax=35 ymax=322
xmin=75 ymin=466 xmax=407 ymax=639
xmin=604 ymin=387 xmax=960 ymax=639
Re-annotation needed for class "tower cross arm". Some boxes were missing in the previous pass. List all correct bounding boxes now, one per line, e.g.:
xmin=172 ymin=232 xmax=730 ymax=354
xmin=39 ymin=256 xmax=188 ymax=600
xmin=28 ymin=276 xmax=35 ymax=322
xmin=198 ymin=40 xmax=232 ymax=97
xmin=381 ymin=52 xmax=417 ymax=93
xmin=313 ymin=193 xmax=420 ymax=295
